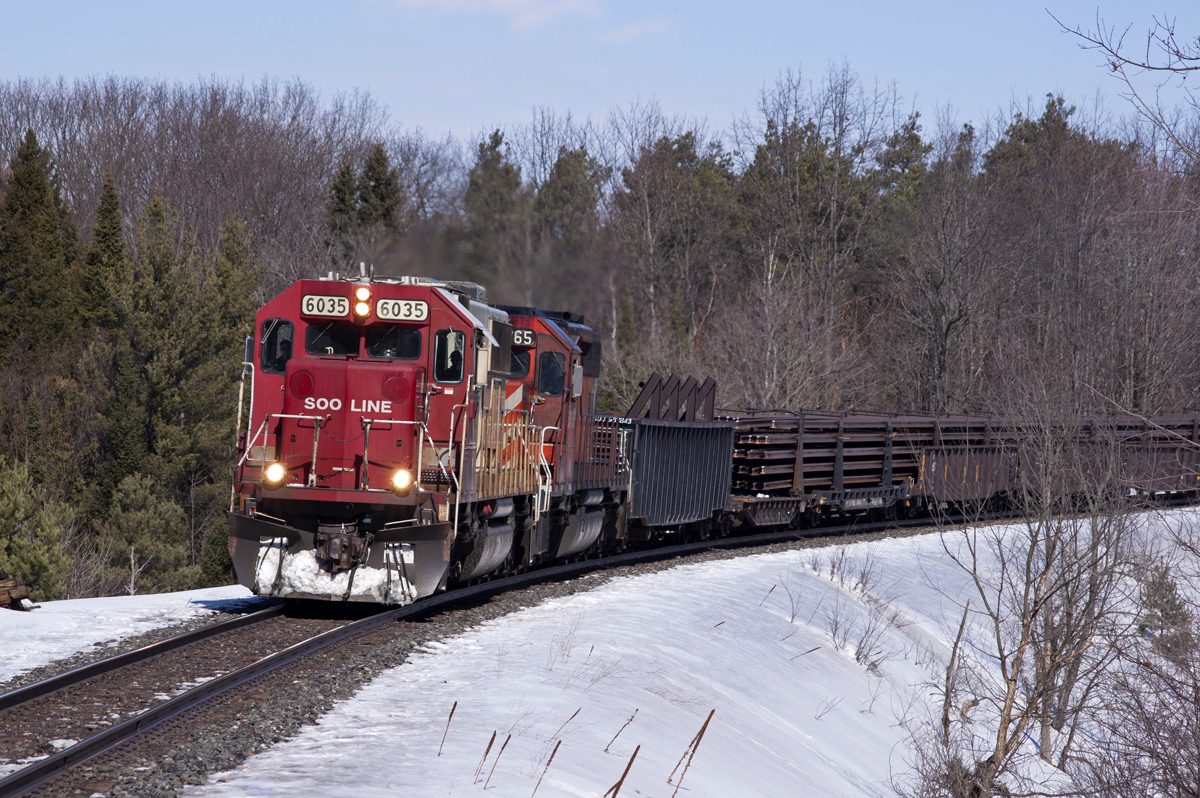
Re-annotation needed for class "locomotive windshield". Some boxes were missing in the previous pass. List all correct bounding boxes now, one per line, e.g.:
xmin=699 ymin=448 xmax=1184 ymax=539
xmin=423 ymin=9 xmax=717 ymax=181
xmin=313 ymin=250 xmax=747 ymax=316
xmin=367 ymin=326 xmax=422 ymax=359
xmin=510 ymin=349 xmax=530 ymax=378
xmin=305 ymin=322 xmax=359 ymax=356
xmin=260 ymin=318 xmax=293 ymax=374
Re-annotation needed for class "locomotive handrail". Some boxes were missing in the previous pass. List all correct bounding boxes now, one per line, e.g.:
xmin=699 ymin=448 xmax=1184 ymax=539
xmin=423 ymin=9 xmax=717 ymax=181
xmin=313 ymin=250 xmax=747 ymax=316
xmin=234 ymin=413 xmax=328 ymax=482
xmin=446 ymin=377 xmax=475 ymax=538
xmin=357 ymin=417 xmax=448 ymax=492
xmin=537 ymin=426 xmax=559 ymax=518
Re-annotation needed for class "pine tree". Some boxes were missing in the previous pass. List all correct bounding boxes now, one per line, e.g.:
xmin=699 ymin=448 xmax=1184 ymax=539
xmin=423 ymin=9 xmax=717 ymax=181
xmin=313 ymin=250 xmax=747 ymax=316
xmin=79 ymin=173 xmax=126 ymax=329
xmin=0 ymin=129 xmax=79 ymax=351
xmin=0 ymin=456 xmax=71 ymax=601
xmin=327 ymin=154 xmax=359 ymax=247
xmin=463 ymin=130 xmax=528 ymax=283
xmin=357 ymin=142 xmax=402 ymax=231
xmin=98 ymin=340 xmax=150 ymax=516
xmin=103 ymin=473 xmax=194 ymax=594
xmin=534 ymin=146 xmax=610 ymax=256
xmin=112 ymin=201 xmax=256 ymax=586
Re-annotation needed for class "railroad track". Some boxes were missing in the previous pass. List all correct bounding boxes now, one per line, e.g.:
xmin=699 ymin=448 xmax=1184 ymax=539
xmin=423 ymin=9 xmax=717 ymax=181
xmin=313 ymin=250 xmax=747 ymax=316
xmin=0 ymin=508 xmax=1080 ymax=797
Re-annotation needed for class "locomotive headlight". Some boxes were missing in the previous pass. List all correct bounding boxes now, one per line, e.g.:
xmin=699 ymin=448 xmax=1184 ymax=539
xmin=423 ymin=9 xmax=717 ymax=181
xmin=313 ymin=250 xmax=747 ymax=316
xmin=392 ymin=468 xmax=413 ymax=495
xmin=355 ymin=286 xmax=371 ymax=302
xmin=354 ymin=300 xmax=371 ymax=317
xmin=264 ymin=462 xmax=287 ymax=486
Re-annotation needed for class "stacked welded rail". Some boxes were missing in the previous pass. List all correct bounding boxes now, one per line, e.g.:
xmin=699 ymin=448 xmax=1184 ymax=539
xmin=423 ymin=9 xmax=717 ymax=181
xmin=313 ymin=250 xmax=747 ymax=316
xmin=728 ymin=410 xmax=1200 ymax=505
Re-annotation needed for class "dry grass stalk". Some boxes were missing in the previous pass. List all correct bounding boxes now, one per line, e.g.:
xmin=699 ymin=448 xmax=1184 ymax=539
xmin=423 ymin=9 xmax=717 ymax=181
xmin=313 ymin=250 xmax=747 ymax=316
xmin=549 ymin=707 xmax=581 ymax=739
xmin=438 ymin=700 xmax=456 ymax=757
xmin=667 ymin=709 xmax=715 ymax=784
xmin=602 ymin=744 xmax=640 ymax=798
xmin=474 ymin=730 xmax=496 ymax=782
xmin=759 ymin=584 xmax=776 ymax=606
xmin=605 ymin=708 xmax=639 ymax=752
xmin=484 ymin=734 xmax=511 ymax=789
xmin=791 ymin=646 xmax=821 ymax=660
xmin=669 ymin=710 xmax=715 ymax=797
xmin=531 ymin=739 xmax=561 ymax=797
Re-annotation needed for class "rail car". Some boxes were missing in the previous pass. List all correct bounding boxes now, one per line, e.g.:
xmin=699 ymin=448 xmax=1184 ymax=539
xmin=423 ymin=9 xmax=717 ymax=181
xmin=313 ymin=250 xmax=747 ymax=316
xmin=228 ymin=270 xmax=1200 ymax=603
xmin=722 ymin=410 xmax=1200 ymax=528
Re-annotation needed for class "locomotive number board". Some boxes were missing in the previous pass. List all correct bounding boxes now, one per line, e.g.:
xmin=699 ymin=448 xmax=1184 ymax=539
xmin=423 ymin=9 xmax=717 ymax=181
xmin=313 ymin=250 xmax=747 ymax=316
xmin=377 ymin=299 xmax=429 ymax=321
xmin=301 ymin=294 xmax=350 ymax=317
xmin=512 ymin=328 xmax=536 ymax=347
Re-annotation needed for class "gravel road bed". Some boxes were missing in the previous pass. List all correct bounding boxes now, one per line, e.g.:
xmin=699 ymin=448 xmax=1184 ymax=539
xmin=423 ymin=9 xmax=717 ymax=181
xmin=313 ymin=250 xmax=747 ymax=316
xmin=0 ymin=598 xmax=276 ymax=697
xmin=0 ymin=616 xmax=345 ymax=773
xmin=24 ymin=523 xmax=939 ymax=797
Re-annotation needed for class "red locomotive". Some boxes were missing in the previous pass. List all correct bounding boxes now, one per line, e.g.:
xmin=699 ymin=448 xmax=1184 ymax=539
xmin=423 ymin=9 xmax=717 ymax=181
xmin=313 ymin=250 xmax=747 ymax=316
xmin=228 ymin=271 xmax=730 ymax=603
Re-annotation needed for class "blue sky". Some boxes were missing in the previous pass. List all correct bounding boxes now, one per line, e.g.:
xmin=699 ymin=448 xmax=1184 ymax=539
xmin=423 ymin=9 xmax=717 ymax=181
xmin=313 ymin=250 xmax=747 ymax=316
xmin=2 ymin=1 xmax=1196 ymax=138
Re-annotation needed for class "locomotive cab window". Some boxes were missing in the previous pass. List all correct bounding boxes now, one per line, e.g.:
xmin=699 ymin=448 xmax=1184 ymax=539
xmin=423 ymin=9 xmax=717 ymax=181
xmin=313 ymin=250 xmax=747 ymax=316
xmin=537 ymin=351 xmax=566 ymax=396
xmin=260 ymin=318 xmax=294 ymax=374
xmin=305 ymin=322 xmax=359 ymax=356
xmin=434 ymin=329 xmax=466 ymax=384
xmin=367 ymin=325 xmax=422 ymax=360
xmin=510 ymin=349 xmax=531 ymax=378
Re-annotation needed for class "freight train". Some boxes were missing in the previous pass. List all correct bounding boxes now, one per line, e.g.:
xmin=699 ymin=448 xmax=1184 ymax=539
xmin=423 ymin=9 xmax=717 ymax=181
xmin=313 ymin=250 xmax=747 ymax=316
xmin=228 ymin=270 xmax=1200 ymax=603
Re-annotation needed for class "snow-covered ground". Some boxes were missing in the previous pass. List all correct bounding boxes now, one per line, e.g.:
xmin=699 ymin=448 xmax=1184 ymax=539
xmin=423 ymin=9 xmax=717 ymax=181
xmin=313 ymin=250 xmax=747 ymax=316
xmin=4 ymin=509 xmax=1194 ymax=797
xmin=181 ymin=531 xmax=976 ymax=798
xmin=0 ymin=585 xmax=255 ymax=684
xmin=191 ymin=506 xmax=1200 ymax=798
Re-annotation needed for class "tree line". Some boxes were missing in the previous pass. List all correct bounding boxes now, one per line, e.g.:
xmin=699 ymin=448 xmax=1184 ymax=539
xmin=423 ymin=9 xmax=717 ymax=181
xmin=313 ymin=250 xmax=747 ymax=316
xmin=0 ymin=66 xmax=1197 ymax=604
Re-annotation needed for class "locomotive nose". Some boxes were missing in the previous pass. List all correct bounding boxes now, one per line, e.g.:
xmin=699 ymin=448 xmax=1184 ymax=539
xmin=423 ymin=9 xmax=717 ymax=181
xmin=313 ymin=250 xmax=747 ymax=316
xmin=278 ymin=359 xmax=423 ymax=492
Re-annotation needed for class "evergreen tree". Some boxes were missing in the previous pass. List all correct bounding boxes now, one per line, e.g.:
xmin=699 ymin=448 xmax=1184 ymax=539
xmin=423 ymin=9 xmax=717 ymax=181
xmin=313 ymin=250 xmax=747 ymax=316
xmin=98 ymin=340 xmax=149 ymax=517
xmin=103 ymin=473 xmax=194 ymax=594
xmin=326 ymin=154 xmax=359 ymax=250
xmin=0 ymin=456 xmax=71 ymax=601
xmin=534 ymin=146 xmax=610 ymax=256
xmin=0 ymin=129 xmax=79 ymax=351
xmin=357 ymin=142 xmax=402 ymax=231
xmin=614 ymin=132 xmax=735 ymax=345
xmin=875 ymin=113 xmax=932 ymax=208
xmin=79 ymin=173 xmax=126 ymax=329
xmin=462 ymin=130 xmax=528 ymax=283
xmin=1139 ymin=561 xmax=1194 ymax=660
xmin=110 ymin=201 xmax=255 ymax=586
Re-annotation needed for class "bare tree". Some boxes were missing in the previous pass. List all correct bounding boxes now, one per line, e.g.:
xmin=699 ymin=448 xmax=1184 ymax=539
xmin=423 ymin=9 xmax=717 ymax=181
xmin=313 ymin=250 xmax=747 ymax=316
xmin=1075 ymin=513 xmax=1200 ymax=798
xmin=1058 ymin=13 xmax=1200 ymax=163
xmin=878 ymin=115 xmax=994 ymax=413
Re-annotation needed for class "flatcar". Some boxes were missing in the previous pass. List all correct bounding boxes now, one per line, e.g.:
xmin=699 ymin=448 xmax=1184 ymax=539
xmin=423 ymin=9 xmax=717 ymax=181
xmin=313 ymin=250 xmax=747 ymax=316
xmin=229 ymin=270 xmax=1200 ymax=603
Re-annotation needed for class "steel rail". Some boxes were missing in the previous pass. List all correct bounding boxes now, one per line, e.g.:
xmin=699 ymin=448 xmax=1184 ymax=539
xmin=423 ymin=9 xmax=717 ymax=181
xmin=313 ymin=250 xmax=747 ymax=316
xmin=4 ymin=497 xmax=1179 ymax=798
xmin=0 ymin=604 xmax=285 ymax=714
